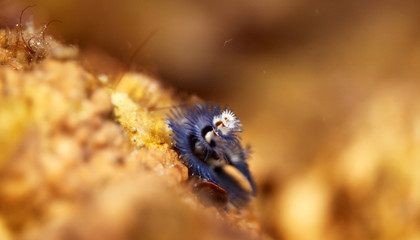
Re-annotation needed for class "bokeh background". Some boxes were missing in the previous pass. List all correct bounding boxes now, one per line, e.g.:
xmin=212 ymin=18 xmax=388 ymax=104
xmin=2 ymin=0 xmax=420 ymax=239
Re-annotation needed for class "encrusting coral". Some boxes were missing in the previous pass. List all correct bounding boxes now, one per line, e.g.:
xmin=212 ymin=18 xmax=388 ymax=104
xmin=0 ymin=25 xmax=265 ymax=240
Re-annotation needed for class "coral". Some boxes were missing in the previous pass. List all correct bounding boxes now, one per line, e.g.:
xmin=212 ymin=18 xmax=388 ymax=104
xmin=0 ymin=26 xmax=265 ymax=240
xmin=0 ymin=21 xmax=78 ymax=70
xmin=111 ymin=77 xmax=171 ymax=148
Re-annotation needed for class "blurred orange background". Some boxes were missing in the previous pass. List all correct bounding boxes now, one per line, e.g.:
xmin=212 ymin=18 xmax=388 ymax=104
xmin=2 ymin=0 xmax=420 ymax=239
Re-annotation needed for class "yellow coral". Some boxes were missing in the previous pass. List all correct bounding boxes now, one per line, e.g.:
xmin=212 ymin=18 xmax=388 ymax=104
xmin=0 ymin=97 xmax=29 ymax=167
xmin=0 ymin=27 xmax=262 ymax=240
xmin=111 ymin=74 xmax=173 ymax=148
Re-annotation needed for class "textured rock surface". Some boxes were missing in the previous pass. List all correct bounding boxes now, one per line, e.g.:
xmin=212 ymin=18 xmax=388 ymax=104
xmin=0 ymin=27 xmax=265 ymax=240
